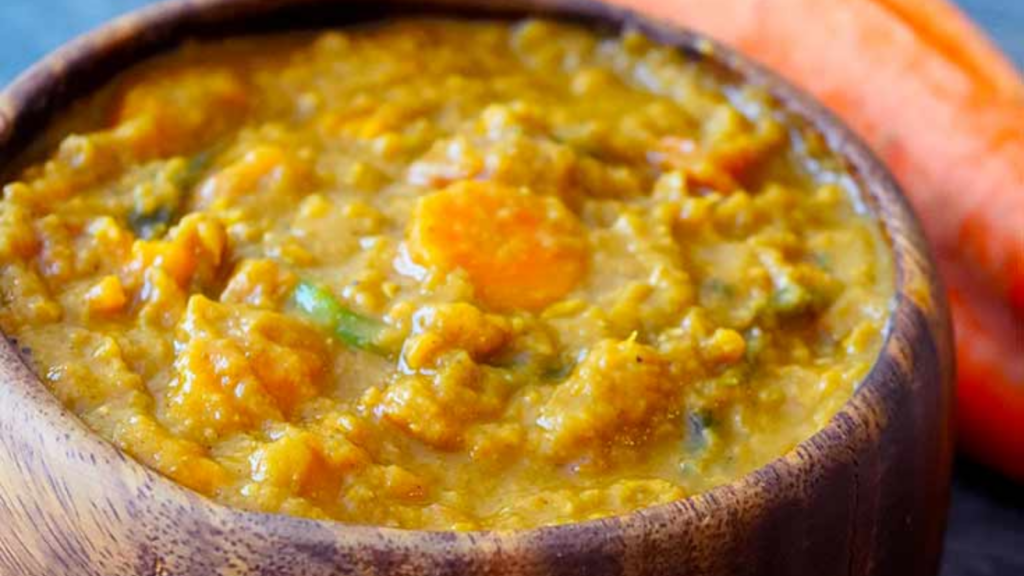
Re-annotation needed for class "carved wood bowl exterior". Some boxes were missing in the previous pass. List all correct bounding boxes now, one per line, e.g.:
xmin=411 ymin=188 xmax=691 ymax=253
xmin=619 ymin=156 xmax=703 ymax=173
xmin=0 ymin=1 xmax=954 ymax=574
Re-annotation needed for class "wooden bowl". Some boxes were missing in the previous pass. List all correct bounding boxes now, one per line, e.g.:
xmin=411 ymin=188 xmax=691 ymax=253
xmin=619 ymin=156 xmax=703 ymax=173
xmin=0 ymin=1 xmax=954 ymax=574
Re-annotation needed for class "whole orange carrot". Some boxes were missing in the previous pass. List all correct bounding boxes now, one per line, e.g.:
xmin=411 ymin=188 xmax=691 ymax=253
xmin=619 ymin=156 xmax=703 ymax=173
xmin=946 ymin=263 xmax=1024 ymax=480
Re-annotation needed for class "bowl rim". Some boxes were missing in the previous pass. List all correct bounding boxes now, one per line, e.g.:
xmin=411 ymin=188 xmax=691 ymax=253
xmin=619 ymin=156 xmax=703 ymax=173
xmin=0 ymin=0 xmax=944 ymax=551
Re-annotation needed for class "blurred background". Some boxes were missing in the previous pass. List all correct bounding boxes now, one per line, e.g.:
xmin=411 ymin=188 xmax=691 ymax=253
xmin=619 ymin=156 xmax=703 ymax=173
xmin=0 ymin=1 xmax=1021 ymax=575
xmin=1 ymin=1 xmax=1021 ymax=84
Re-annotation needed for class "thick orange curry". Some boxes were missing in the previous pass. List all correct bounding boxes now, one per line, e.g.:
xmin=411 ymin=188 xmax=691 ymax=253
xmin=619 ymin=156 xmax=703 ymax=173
xmin=0 ymin=19 xmax=893 ymax=530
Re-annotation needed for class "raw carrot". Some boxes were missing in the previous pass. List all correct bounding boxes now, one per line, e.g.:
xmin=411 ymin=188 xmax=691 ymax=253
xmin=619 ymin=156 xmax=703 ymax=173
xmin=946 ymin=262 xmax=1024 ymax=480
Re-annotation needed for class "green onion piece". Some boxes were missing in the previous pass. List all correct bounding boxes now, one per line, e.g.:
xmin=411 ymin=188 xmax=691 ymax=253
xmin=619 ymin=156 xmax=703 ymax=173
xmin=128 ymin=206 xmax=177 ymax=240
xmin=128 ymin=153 xmax=211 ymax=239
xmin=291 ymin=281 xmax=386 ymax=353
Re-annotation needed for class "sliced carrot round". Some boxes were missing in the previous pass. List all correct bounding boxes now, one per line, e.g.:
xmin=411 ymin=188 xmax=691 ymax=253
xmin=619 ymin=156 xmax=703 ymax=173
xmin=408 ymin=181 xmax=587 ymax=311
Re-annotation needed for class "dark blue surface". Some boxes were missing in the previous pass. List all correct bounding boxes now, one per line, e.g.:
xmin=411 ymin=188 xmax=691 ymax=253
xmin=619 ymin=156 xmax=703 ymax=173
xmin=0 ymin=2 xmax=1021 ymax=575
xmin=957 ymin=0 xmax=1024 ymax=69
xmin=0 ymin=0 xmax=1021 ymax=84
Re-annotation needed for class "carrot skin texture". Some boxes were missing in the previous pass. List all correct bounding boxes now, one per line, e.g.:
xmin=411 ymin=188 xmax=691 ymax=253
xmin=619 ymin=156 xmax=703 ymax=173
xmin=947 ymin=274 xmax=1024 ymax=481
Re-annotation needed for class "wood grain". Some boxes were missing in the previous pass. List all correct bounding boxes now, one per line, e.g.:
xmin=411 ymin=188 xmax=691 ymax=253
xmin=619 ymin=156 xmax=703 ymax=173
xmin=0 ymin=1 xmax=955 ymax=574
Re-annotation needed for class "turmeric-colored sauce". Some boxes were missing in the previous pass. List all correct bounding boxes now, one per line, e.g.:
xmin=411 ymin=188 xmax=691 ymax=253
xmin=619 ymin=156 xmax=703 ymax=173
xmin=0 ymin=20 xmax=892 ymax=530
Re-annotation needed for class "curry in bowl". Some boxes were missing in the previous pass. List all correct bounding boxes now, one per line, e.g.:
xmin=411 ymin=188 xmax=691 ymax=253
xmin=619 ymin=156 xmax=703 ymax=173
xmin=0 ymin=19 xmax=892 ymax=531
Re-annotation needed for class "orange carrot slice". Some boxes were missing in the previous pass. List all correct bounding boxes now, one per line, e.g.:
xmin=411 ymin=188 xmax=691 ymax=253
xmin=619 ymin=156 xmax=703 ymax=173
xmin=196 ymin=145 xmax=287 ymax=207
xmin=408 ymin=181 xmax=587 ymax=311
xmin=651 ymin=136 xmax=740 ymax=192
